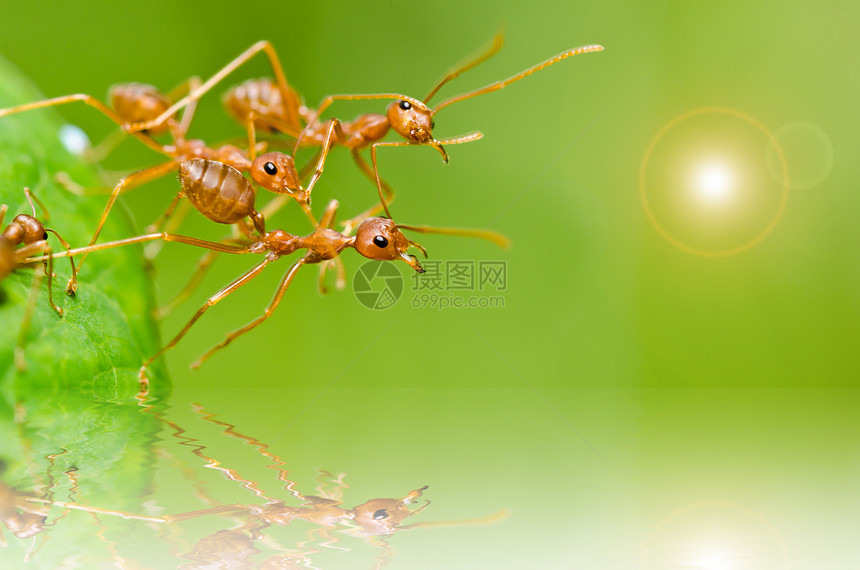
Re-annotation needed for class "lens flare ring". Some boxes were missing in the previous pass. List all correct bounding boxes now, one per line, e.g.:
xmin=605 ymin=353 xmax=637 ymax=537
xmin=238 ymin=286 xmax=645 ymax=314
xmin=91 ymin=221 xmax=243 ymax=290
xmin=639 ymin=107 xmax=790 ymax=257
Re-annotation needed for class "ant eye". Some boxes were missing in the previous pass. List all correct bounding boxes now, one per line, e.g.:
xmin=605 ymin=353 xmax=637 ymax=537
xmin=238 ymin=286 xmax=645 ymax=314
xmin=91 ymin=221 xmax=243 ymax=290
xmin=42 ymin=232 xmax=48 ymax=240
xmin=430 ymin=120 xmax=435 ymax=129
xmin=398 ymin=100 xmax=411 ymax=111
xmin=264 ymin=162 xmax=278 ymax=176
xmin=373 ymin=509 xmax=389 ymax=520
xmin=373 ymin=235 xmax=389 ymax=248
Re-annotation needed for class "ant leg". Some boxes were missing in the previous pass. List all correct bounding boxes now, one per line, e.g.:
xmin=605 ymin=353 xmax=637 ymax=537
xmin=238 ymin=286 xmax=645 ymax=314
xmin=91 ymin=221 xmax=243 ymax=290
xmin=82 ymin=129 xmax=127 ymax=164
xmin=155 ymin=248 xmax=220 ymax=319
xmin=190 ymin=257 xmax=306 ymax=369
xmin=324 ymin=471 xmax=348 ymax=503
xmin=0 ymin=94 xmax=166 ymax=155
xmin=24 ymin=232 xmax=253 ymax=265
xmin=140 ymin=254 xmax=277 ymax=380
xmin=338 ymin=149 xmax=396 ymax=234
xmin=24 ymin=187 xmax=47 ymax=219
xmin=169 ymin=76 xmax=202 ymax=142
xmin=317 ymin=258 xmax=346 ymax=294
xmin=303 ymin=119 xmax=345 ymax=200
xmin=14 ymin=247 xmax=50 ymax=372
xmin=144 ymin=199 xmax=196 ymax=260
xmin=318 ymin=199 xmax=339 ymax=229
xmin=246 ymin=112 xmax=259 ymax=161
xmin=73 ymin=160 xmax=178 ymax=292
xmin=316 ymin=200 xmax=346 ymax=292
xmin=146 ymin=192 xmax=185 ymax=233
xmin=45 ymin=229 xmax=78 ymax=296
xmin=127 ymin=41 xmax=300 ymax=135
xmin=366 ymin=131 xmax=484 ymax=221
xmin=193 ymin=403 xmax=300 ymax=496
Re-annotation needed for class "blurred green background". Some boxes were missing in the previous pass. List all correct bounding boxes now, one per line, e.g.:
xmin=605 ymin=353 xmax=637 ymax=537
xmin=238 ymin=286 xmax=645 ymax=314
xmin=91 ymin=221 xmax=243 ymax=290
xmin=1 ymin=0 xmax=858 ymax=568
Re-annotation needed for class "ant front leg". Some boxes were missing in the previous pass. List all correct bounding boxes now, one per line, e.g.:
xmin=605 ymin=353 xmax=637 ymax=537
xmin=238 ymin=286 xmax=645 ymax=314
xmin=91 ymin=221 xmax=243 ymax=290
xmin=74 ymin=160 xmax=177 ymax=292
xmin=338 ymin=148 xmax=396 ymax=235
xmin=303 ymin=118 xmax=345 ymax=201
xmin=0 ymin=94 xmax=166 ymax=155
xmin=315 ymin=200 xmax=346 ymax=294
xmin=366 ymin=131 xmax=484 ymax=220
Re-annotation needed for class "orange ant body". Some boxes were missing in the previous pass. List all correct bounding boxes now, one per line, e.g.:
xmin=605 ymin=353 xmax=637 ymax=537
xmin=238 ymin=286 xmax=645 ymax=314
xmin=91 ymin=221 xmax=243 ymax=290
xmin=124 ymin=38 xmax=603 ymax=219
xmin=1 ymin=188 xmax=76 ymax=371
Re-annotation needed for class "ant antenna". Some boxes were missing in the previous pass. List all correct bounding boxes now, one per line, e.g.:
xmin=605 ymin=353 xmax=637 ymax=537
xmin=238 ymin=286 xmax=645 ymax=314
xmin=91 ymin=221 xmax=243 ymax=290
xmin=431 ymin=44 xmax=604 ymax=116
xmin=396 ymin=224 xmax=511 ymax=249
xmin=423 ymin=34 xmax=505 ymax=104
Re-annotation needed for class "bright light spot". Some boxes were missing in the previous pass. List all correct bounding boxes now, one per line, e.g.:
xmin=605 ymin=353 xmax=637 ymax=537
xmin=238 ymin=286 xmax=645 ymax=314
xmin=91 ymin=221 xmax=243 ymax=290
xmin=58 ymin=124 xmax=91 ymax=157
xmin=690 ymin=546 xmax=734 ymax=569
xmin=696 ymin=163 xmax=733 ymax=202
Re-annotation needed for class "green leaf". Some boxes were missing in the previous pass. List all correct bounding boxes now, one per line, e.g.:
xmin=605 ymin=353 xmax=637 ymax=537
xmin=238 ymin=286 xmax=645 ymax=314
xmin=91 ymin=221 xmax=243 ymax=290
xmin=0 ymin=55 xmax=168 ymax=398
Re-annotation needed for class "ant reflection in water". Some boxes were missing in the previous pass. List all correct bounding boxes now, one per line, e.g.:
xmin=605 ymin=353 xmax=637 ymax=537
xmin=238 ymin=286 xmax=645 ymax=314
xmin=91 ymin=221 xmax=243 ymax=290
xmin=1 ymin=403 xmax=506 ymax=567
xmin=153 ymin=404 xmax=506 ymax=568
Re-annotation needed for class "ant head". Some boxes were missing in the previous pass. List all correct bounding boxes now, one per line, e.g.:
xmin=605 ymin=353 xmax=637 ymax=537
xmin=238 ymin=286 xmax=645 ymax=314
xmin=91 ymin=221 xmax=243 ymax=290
xmin=5 ymin=512 xmax=47 ymax=539
xmin=353 ymin=218 xmax=425 ymax=273
xmin=250 ymin=152 xmax=307 ymax=204
xmin=386 ymin=98 xmax=435 ymax=144
xmin=351 ymin=498 xmax=413 ymax=535
xmin=4 ymin=215 xmax=46 ymax=246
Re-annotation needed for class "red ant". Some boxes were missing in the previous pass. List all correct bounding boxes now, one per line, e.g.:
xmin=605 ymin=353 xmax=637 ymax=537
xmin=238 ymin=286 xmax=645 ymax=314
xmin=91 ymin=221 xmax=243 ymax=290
xmin=0 ymin=73 xmax=335 ymax=293
xmin=147 ymin=404 xmax=506 ymax=566
xmin=1 ymin=188 xmax=76 ymax=371
xmin=25 ymin=195 xmax=508 ymax=381
xmin=123 ymin=38 xmax=604 ymax=221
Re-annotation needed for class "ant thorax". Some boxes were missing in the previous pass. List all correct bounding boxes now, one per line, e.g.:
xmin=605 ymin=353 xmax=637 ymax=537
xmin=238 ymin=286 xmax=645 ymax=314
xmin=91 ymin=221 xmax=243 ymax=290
xmin=300 ymin=228 xmax=353 ymax=262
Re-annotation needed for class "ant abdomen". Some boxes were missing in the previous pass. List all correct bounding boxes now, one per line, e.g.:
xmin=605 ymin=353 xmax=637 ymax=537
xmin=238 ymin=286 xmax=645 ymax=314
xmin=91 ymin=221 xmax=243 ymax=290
xmin=223 ymin=78 xmax=303 ymax=136
xmin=109 ymin=83 xmax=173 ymax=135
xmin=180 ymin=159 xmax=257 ymax=225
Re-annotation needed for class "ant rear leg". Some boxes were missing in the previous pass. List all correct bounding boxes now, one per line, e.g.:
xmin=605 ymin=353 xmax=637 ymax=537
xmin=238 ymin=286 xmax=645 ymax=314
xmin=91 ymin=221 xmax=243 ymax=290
xmin=189 ymin=257 xmax=306 ymax=369
xmin=127 ymin=41 xmax=299 ymax=135
xmin=156 ymin=230 xmax=252 ymax=318
xmin=140 ymin=253 xmax=277 ymax=381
